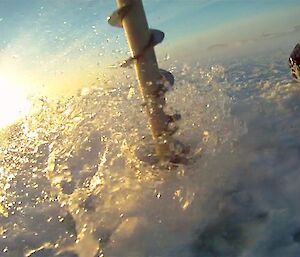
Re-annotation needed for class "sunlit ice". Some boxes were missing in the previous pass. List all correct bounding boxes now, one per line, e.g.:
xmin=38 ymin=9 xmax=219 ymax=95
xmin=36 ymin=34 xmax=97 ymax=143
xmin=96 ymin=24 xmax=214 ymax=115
xmin=0 ymin=74 xmax=31 ymax=128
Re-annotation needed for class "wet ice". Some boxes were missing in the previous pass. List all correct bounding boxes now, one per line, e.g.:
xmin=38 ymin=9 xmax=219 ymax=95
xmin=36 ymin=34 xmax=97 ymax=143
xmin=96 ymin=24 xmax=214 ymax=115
xmin=1 ymin=49 xmax=300 ymax=257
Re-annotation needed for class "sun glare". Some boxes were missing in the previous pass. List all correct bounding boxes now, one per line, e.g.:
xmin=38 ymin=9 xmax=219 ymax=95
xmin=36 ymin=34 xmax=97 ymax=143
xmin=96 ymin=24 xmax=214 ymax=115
xmin=0 ymin=76 xmax=31 ymax=128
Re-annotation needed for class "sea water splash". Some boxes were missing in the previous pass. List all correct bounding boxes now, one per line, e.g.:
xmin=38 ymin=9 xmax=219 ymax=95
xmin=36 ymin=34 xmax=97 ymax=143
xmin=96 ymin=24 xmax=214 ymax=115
xmin=1 ymin=51 xmax=300 ymax=257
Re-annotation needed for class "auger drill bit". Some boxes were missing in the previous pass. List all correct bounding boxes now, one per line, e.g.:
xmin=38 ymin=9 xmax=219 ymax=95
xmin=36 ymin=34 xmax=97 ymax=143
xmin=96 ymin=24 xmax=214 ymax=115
xmin=108 ymin=0 xmax=187 ymax=164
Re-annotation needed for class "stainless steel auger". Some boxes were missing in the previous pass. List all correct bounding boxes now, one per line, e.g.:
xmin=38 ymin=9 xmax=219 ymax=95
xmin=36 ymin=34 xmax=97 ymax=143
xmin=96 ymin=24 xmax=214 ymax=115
xmin=108 ymin=0 xmax=187 ymax=164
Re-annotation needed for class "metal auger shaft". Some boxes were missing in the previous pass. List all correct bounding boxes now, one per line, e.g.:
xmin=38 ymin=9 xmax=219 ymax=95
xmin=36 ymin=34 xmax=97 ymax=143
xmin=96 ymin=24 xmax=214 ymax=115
xmin=108 ymin=0 xmax=186 ymax=163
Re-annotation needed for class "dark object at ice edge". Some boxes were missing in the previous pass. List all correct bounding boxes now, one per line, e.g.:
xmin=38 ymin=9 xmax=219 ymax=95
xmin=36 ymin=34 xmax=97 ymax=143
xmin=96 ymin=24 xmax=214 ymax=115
xmin=289 ymin=43 xmax=300 ymax=81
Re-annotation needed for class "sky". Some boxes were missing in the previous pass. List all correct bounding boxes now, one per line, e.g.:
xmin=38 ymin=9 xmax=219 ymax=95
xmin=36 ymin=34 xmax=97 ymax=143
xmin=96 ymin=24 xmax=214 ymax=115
xmin=0 ymin=0 xmax=300 ymax=126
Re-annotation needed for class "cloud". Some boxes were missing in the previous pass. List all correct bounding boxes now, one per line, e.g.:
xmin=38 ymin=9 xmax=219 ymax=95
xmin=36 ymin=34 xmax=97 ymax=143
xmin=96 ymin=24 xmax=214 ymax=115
xmin=207 ymin=24 xmax=300 ymax=52
xmin=293 ymin=25 xmax=300 ymax=32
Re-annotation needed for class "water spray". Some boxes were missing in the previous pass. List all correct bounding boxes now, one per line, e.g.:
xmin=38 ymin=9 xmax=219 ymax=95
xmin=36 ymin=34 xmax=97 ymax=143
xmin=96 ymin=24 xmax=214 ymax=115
xmin=108 ymin=0 xmax=187 ymax=164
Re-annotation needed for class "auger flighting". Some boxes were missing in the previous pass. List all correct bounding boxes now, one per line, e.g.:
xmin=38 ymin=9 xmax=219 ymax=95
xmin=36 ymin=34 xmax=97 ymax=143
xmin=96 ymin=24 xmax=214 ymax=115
xmin=108 ymin=0 xmax=187 ymax=164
